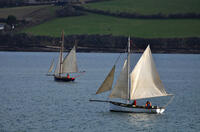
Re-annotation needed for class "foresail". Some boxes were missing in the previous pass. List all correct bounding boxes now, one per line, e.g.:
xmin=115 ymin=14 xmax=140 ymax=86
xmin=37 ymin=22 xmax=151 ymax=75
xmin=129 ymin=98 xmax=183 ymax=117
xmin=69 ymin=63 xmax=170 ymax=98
xmin=54 ymin=58 xmax=61 ymax=75
xmin=96 ymin=65 xmax=115 ymax=94
xmin=109 ymin=59 xmax=128 ymax=99
xmin=130 ymin=45 xmax=169 ymax=100
xmin=62 ymin=45 xmax=78 ymax=73
xmin=48 ymin=59 xmax=54 ymax=73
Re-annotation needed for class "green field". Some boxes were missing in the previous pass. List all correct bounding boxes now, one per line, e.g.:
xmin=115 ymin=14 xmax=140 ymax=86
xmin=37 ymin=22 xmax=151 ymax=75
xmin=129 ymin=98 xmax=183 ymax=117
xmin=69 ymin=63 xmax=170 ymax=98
xmin=22 ymin=13 xmax=200 ymax=38
xmin=84 ymin=0 xmax=200 ymax=15
xmin=0 ymin=5 xmax=59 ymax=20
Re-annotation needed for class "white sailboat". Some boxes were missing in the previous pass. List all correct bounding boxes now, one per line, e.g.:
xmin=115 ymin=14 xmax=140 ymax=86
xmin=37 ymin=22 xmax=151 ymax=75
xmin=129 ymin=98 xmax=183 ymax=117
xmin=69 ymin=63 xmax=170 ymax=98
xmin=54 ymin=31 xmax=79 ymax=82
xmin=90 ymin=37 xmax=173 ymax=114
xmin=46 ymin=58 xmax=55 ymax=76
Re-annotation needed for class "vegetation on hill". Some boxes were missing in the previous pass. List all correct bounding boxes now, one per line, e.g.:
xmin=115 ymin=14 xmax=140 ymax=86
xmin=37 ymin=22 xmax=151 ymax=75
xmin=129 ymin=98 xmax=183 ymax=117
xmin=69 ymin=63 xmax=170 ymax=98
xmin=56 ymin=5 xmax=85 ymax=17
xmin=0 ymin=1 xmax=200 ymax=53
xmin=22 ymin=13 xmax=200 ymax=38
xmin=0 ymin=0 xmax=25 ymax=8
xmin=0 ymin=5 xmax=60 ymax=23
xmin=84 ymin=0 xmax=200 ymax=15
xmin=1 ymin=33 xmax=200 ymax=53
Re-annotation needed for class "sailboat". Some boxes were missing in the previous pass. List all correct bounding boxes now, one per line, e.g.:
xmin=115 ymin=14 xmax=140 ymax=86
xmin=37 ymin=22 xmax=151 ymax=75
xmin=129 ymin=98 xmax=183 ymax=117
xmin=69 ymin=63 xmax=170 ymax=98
xmin=46 ymin=58 xmax=55 ymax=76
xmin=54 ymin=31 xmax=79 ymax=82
xmin=90 ymin=37 xmax=173 ymax=114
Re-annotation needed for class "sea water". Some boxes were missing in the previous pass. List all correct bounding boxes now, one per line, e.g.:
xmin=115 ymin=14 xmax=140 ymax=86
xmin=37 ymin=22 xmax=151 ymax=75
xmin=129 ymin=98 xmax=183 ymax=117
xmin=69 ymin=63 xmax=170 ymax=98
xmin=0 ymin=52 xmax=199 ymax=132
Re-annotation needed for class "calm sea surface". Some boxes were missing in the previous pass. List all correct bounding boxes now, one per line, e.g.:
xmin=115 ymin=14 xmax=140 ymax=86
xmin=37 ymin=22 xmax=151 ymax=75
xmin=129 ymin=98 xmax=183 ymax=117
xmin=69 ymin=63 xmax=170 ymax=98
xmin=0 ymin=52 xmax=200 ymax=132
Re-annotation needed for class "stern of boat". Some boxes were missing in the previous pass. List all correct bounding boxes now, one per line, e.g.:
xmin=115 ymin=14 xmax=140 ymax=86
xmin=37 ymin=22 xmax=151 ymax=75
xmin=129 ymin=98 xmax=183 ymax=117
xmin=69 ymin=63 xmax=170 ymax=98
xmin=156 ymin=108 xmax=165 ymax=114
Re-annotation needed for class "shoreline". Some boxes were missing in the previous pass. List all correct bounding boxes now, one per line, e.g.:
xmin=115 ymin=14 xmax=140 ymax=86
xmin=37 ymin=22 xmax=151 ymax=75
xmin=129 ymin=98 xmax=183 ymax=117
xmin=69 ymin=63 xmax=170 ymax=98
xmin=0 ymin=46 xmax=200 ymax=54
xmin=0 ymin=33 xmax=200 ymax=54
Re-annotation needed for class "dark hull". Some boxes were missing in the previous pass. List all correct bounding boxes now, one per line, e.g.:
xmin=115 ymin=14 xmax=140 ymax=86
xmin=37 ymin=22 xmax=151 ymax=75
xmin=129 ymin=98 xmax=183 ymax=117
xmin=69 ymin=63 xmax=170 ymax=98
xmin=109 ymin=101 xmax=165 ymax=114
xmin=110 ymin=101 xmax=160 ymax=109
xmin=54 ymin=76 xmax=75 ymax=82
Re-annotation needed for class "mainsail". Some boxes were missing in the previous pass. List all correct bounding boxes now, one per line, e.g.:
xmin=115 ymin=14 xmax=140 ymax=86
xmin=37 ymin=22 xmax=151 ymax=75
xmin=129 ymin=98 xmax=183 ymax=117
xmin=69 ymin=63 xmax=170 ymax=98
xmin=54 ymin=31 xmax=78 ymax=76
xmin=96 ymin=65 xmax=115 ymax=94
xmin=130 ymin=45 xmax=169 ymax=100
xmin=109 ymin=59 xmax=129 ymax=99
xmin=62 ymin=45 xmax=78 ymax=73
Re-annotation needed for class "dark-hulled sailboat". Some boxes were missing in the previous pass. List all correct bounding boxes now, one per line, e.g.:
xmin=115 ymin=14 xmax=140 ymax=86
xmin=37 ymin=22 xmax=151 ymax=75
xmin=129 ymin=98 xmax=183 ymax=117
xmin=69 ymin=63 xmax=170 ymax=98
xmin=54 ymin=31 xmax=78 ymax=82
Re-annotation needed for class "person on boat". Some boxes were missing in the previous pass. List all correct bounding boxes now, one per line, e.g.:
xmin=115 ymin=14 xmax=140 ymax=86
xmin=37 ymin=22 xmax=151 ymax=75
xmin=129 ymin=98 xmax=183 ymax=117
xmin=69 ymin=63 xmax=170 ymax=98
xmin=132 ymin=100 xmax=136 ymax=106
xmin=145 ymin=101 xmax=152 ymax=108
xmin=67 ymin=73 xmax=70 ymax=79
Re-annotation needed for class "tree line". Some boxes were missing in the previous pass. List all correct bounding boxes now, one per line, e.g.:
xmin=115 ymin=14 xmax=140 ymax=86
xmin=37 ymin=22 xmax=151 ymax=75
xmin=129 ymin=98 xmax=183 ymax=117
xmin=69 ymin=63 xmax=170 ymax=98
xmin=0 ymin=33 xmax=200 ymax=53
xmin=75 ymin=6 xmax=200 ymax=19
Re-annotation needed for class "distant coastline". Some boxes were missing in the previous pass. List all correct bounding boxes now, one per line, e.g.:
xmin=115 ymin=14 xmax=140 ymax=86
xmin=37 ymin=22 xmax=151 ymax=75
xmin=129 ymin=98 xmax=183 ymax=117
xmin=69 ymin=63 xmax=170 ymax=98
xmin=0 ymin=33 xmax=200 ymax=54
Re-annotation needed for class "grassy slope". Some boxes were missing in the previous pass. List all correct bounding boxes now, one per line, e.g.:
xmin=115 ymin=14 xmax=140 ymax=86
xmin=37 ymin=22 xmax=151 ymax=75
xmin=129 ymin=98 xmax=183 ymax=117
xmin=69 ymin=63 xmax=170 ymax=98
xmin=22 ymin=13 xmax=200 ymax=38
xmin=84 ymin=0 xmax=200 ymax=15
xmin=0 ymin=5 xmax=59 ymax=20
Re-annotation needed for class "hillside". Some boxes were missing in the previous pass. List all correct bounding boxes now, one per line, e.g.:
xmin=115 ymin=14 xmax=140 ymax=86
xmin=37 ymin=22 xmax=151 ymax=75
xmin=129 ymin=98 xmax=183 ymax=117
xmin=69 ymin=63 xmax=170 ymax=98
xmin=0 ymin=1 xmax=200 ymax=53
xmin=0 ymin=5 xmax=60 ymax=24
xmin=22 ymin=13 xmax=200 ymax=38
xmin=84 ymin=0 xmax=200 ymax=15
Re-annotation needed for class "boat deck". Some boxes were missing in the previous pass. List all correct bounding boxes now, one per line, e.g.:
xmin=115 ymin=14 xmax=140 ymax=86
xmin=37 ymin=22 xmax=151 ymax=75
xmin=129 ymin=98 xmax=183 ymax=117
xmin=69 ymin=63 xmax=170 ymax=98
xmin=110 ymin=101 xmax=162 ymax=109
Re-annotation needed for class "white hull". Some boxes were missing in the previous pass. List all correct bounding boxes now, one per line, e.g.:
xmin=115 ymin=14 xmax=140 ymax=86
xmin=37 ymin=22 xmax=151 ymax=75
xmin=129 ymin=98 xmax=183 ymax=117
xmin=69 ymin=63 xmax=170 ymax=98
xmin=109 ymin=103 xmax=165 ymax=114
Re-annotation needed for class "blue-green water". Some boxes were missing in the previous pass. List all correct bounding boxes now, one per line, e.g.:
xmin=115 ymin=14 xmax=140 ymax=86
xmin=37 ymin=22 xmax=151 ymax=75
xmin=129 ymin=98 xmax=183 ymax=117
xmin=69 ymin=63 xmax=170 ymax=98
xmin=0 ymin=52 xmax=200 ymax=132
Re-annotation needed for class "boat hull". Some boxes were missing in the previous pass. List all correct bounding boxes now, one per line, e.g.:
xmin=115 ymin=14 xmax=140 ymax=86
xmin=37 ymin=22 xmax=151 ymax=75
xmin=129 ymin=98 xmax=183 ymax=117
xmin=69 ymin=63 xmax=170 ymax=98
xmin=109 ymin=102 xmax=165 ymax=114
xmin=54 ymin=76 xmax=75 ymax=82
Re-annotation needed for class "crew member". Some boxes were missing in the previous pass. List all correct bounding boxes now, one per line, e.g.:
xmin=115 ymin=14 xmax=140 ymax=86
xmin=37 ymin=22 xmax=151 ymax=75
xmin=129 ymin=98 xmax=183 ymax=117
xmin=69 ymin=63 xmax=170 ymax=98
xmin=132 ymin=100 xmax=136 ymax=106
xmin=145 ymin=101 xmax=151 ymax=108
xmin=67 ymin=74 xmax=70 ymax=79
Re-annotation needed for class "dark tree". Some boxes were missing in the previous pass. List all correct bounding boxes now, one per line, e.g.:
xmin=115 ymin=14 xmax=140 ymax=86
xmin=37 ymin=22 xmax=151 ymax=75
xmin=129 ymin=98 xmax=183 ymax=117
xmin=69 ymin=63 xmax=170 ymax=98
xmin=7 ymin=15 xmax=17 ymax=26
xmin=56 ymin=5 xmax=84 ymax=17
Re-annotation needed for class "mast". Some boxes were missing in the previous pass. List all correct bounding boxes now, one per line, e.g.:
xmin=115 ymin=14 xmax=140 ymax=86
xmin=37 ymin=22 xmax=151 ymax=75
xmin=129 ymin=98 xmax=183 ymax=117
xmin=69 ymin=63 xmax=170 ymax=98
xmin=59 ymin=30 xmax=64 ymax=76
xmin=127 ymin=36 xmax=131 ymax=102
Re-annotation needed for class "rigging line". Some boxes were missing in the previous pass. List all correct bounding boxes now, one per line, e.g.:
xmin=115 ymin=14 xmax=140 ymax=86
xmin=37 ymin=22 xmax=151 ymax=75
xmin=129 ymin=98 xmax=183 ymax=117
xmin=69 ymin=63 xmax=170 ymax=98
xmin=114 ymin=53 xmax=122 ymax=65
xmin=114 ymin=43 xmax=128 ymax=65
xmin=162 ymin=95 xmax=174 ymax=108
xmin=73 ymin=71 xmax=86 ymax=78
xmin=106 ymin=41 xmax=129 ymax=101
xmin=106 ymin=91 xmax=111 ymax=101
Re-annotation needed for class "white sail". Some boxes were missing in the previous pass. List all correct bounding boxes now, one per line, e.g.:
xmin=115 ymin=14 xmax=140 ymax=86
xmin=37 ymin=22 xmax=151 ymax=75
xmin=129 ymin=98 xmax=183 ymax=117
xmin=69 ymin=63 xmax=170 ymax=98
xmin=54 ymin=56 xmax=61 ymax=75
xmin=48 ymin=59 xmax=54 ymax=73
xmin=62 ymin=45 xmax=78 ymax=73
xmin=130 ymin=45 xmax=169 ymax=100
xmin=109 ymin=59 xmax=129 ymax=99
xmin=96 ymin=65 xmax=115 ymax=94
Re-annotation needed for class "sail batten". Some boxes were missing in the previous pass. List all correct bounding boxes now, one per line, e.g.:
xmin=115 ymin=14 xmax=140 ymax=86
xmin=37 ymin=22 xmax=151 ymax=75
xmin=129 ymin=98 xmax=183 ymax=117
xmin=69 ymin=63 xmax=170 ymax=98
xmin=109 ymin=59 xmax=129 ymax=99
xmin=130 ymin=45 xmax=169 ymax=100
xmin=96 ymin=65 xmax=115 ymax=94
